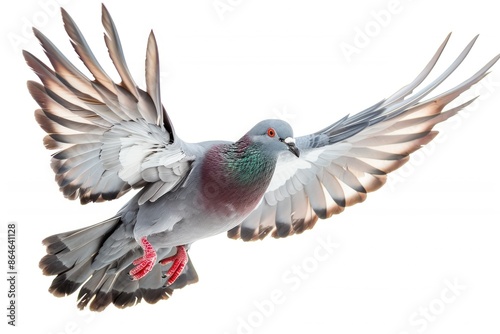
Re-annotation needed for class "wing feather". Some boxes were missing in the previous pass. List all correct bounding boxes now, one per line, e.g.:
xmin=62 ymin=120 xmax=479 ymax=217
xmin=145 ymin=31 xmax=163 ymax=125
xmin=229 ymin=35 xmax=499 ymax=241
xmin=25 ymin=5 xmax=193 ymax=204
xmin=61 ymin=8 xmax=116 ymax=93
xmin=101 ymin=4 xmax=138 ymax=99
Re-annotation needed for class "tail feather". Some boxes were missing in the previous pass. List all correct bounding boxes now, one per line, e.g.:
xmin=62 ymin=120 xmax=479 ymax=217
xmin=107 ymin=270 xmax=141 ymax=309
xmin=91 ymin=224 xmax=137 ymax=270
xmin=85 ymin=271 xmax=117 ymax=311
xmin=48 ymin=257 xmax=93 ymax=296
xmin=76 ymin=265 xmax=109 ymax=309
xmin=77 ymin=264 xmax=169 ymax=311
xmin=42 ymin=216 xmax=121 ymax=254
xmin=139 ymin=264 xmax=171 ymax=305
xmin=40 ymin=217 xmax=120 ymax=276
xmin=40 ymin=217 xmax=199 ymax=311
xmin=41 ymin=236 xmax=108 ymax=275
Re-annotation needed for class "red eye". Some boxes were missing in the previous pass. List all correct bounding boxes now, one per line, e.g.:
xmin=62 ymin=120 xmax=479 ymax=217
xmin=267 ymin=128 xmax=276 ymax=138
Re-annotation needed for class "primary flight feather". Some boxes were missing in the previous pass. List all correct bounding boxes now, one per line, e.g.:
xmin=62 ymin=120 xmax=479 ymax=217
xmin=25 ymin=4 xmax=499 ymax=311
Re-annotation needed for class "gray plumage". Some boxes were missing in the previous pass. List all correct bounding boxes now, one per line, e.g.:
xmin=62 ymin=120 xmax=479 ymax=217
xmin=26 ymin=5 xmax=499 ymax=311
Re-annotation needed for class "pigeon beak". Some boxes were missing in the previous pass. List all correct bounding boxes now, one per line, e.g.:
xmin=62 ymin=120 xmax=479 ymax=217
xmin=282 ymin=137 xmax=300 ymax=157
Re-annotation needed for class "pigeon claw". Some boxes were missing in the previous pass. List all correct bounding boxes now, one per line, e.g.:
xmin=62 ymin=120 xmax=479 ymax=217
xmin=160 ymin=245 xmax=188 ymax=285
xmin=129 ymin=237 xmax=157 ymax=280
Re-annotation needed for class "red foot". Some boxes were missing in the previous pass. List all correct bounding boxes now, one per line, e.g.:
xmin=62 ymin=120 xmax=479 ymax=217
xmin=129 ymin=237 xmax=157 ymax=280
xmin=160 ymin=245 xmax=188 ymax=285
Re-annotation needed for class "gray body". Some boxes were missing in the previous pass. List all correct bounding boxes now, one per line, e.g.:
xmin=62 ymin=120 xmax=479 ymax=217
xmin=94 ymin=140 xmax=240 ymax=270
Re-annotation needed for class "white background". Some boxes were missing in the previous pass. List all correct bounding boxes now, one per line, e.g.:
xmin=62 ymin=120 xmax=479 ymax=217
xmin=1 ymin=0 xmax=499 ymax=333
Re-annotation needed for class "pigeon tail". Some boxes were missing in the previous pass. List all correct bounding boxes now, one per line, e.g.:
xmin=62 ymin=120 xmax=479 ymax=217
xmin=39 ymin=218 xmax=199 ymax=311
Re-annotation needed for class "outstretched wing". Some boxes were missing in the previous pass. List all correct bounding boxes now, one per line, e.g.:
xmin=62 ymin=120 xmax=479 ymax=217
xmin=25 ymin=5 xmax=193 ymax=205
xmin=229 ymin=34 xmax=500 ymax=241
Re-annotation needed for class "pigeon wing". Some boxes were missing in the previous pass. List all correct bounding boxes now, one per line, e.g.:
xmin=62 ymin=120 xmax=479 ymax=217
xmin=229 ymin=34 xmax=500 ymax=241
xmin=25 ymin=5 xmax=193 ymax=205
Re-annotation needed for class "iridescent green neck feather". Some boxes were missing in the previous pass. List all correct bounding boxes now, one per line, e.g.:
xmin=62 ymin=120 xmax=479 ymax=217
xmin=200 ymin=136 xmax=278 ymax=215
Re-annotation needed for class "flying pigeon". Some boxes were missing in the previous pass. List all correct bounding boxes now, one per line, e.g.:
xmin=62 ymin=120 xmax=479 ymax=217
xmin=25 ymin=4 xmax=499 ymax=311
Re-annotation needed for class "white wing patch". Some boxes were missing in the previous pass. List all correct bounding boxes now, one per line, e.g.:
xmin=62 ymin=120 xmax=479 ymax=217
xmin=99 ymin=119 xmax=193 ymax=204
xmin=265 ymin=143 xmax=352 ymax=206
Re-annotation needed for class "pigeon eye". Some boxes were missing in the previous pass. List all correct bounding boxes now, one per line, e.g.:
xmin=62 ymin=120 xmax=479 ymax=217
xmin=267 ymin=128 xmax=276 ymax=138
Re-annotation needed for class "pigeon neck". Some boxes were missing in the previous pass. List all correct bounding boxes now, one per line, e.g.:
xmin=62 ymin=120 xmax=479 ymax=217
xmin=200 ymin=136 xmax=277 ymax=215
xmin=224 ymin=136 xmax=276 ymax=185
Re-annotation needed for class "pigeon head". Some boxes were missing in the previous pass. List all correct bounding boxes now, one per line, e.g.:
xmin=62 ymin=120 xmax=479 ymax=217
xmin=246 ymin=119 xmax=300 ymax=158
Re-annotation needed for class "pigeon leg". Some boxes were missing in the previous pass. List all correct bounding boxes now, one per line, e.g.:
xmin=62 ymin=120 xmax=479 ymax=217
xmin=129 ymin=237 xmax=157 ymax=280
xmin=160 ymin=245 xmax=188 ymax=285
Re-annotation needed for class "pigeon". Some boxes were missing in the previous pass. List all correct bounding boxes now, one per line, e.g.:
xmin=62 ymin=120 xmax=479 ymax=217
xmin=25 ymin=4 xmax=498 ymax=311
